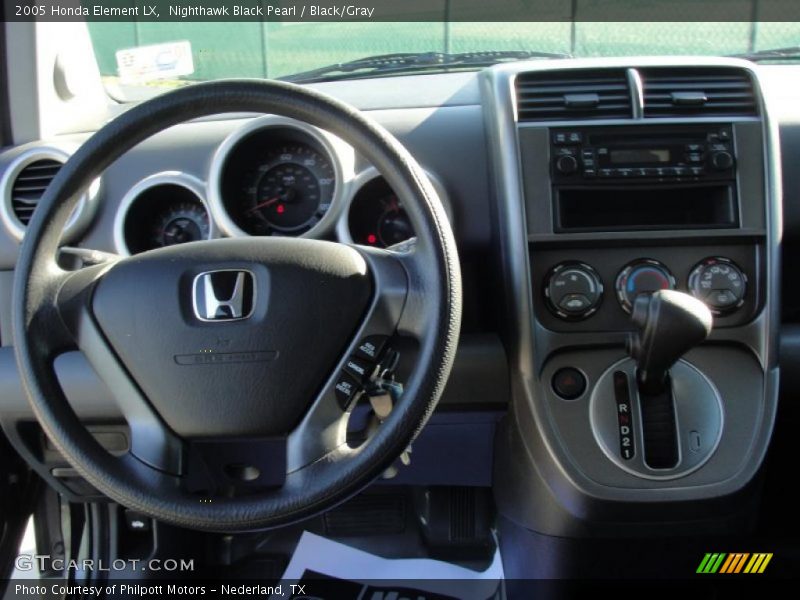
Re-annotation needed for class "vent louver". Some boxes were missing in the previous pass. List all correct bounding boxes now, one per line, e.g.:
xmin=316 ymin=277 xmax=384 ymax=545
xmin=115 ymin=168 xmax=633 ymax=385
xmin=10 ymin=158 xmax=63 ymax=225
xmin=515 ymin=69 xmax=632 ymax=121
xmin=641 ymin=68 xmax=758 ymax=118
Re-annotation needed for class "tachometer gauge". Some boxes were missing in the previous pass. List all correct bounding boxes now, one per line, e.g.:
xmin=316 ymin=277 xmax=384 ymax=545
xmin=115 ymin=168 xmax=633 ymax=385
xmin=239 ymin=144 xmax=335 ymax=236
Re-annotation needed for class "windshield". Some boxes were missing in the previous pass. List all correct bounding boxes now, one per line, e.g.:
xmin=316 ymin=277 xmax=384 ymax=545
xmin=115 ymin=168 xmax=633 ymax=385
xmin=88 ymin=21 xmax=800 ymax=101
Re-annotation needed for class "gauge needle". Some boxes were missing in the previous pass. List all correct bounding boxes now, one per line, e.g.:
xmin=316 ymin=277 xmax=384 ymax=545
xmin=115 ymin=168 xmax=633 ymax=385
xmin=247 ymin=196 xmax=281 ymax=214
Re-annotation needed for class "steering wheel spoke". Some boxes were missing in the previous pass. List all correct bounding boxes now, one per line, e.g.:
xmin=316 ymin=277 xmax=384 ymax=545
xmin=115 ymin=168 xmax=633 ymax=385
xmin=54 ymin=259 xmax=185 ymax=475
xmin=287 ymin=245 xmax=409 ymax=472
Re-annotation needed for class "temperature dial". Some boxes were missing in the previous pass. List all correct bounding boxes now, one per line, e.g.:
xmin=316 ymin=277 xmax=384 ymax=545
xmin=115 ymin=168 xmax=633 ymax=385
xmin=616 ymin=259 xmax=676 ymax=313
xmin=688 ymin=257 xmax=747 ymax=315
xmin=545 ymin=262 xmax=604 ymax=320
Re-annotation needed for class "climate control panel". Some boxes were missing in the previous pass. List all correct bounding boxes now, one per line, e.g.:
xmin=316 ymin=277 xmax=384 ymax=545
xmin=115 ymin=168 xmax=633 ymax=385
xmin=541 ymin=251 xmax=753 ymax=328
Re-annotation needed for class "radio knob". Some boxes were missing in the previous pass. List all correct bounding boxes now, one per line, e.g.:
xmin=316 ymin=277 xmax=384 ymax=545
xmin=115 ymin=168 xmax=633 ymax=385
xmin=688 ymin=257 xmax=747 ymax=315
xmin=545 ymin=262 xmax=604 ymax=320
xmin=710 ymin=150 xmax=734 ymax=170
xmin=555 ymin=154 xmax=579 ymax=175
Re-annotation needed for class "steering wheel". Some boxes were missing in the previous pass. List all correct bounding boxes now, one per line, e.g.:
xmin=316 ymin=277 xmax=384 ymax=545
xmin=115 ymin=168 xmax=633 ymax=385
xmin=12 ymin=80 xmax=461 ymax=531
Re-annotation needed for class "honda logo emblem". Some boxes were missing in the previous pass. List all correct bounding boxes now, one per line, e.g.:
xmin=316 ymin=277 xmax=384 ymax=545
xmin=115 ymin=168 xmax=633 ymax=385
xmin=192 ymin=270 xmax=255 ymax=322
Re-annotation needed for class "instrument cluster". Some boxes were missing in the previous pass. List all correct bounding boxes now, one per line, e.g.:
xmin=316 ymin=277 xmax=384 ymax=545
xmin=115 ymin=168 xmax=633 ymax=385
xmin=117 ymin=118 xmax=447 ymax=254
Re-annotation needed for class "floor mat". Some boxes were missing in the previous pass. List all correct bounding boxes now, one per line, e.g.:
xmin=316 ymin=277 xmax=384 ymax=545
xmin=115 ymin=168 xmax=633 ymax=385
xmin=273 ymin=531 xmax=504 ymax=600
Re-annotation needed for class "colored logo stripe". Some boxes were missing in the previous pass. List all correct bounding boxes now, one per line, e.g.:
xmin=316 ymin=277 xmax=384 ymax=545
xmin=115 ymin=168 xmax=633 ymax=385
xmin=744 ymin=553 xmax=773 ymax=574
xmin=720 ymin=553 xmax=749 ymax=573
xmin=697 ymin=552 xmax=773 ymax=574
xmin=697 ymin=553 xmax=726 ymax=573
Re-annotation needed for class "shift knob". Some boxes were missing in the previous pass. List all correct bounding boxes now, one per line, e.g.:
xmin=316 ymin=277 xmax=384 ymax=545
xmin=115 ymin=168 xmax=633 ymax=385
xmin=628 ymin=290 xmax=713 ymax=395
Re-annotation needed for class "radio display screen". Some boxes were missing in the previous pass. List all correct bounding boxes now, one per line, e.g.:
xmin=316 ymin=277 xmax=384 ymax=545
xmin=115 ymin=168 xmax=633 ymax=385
xmin=609 ymin=149 xmax=671 ymax=164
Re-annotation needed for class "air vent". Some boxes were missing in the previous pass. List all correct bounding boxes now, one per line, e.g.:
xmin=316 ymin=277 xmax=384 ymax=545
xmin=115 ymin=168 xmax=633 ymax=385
xmin=515 ymin=69 xmax=632 ymax=121
xmin=10 ymin=159 xmax=63 ymax=225
xmin=641 ymin=68 xmax=758 ymax=118
xmin=1 ymin=148 xmax=100 ymax=241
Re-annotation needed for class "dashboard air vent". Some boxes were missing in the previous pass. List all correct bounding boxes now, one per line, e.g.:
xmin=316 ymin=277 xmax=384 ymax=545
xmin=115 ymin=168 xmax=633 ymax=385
xmin=515 ymin=69 xmax=632 ymax=122
xmin=10 ymin=158 xmax=63 ymax=225
xmin=641 ymin=68 xmax=757 ymax=118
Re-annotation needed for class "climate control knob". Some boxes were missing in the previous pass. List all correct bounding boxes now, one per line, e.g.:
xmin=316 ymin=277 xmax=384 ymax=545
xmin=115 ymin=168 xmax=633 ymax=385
xmin=616 ymin=259 xmax=676 ymax=313
xmin=545 ymin=262 xmax=604 ymax=320
xmin=688 ymin=257 xmax=747 ymax=315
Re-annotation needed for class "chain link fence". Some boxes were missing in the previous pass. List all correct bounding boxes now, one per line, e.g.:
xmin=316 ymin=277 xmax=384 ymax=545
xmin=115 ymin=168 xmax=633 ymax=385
xmin=87 ymin=20 xmax=800 ymax=85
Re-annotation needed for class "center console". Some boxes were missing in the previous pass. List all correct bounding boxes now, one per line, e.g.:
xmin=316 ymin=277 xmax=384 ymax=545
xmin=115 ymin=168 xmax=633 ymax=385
xmin=482 ymin=59 xmax=780 ymax=538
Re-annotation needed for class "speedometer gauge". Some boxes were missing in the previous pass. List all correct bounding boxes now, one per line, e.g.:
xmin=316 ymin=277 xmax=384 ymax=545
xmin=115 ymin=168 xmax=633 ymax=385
xmin=238 ymin=144 xmax=335 ymax=236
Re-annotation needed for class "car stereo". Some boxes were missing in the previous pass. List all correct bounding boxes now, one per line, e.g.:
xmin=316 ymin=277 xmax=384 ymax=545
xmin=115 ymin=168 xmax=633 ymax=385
xmin=550 ymin=125 xmax=736 ymax=183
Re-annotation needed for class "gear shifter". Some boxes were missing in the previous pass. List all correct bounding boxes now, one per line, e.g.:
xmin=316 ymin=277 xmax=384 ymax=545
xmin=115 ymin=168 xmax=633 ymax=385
xmin=627 ymin=290 xmax=713 ymax=395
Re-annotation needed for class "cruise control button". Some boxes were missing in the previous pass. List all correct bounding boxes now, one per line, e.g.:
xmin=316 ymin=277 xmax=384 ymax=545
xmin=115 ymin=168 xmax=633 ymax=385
xmin=334 ymin=373 xmax=361 ymax=409
xmin=552 ymin=367 xmax=586 ymax=400
xmin=355 ymin=335 xmax=388 ymax=361
xmin=344 ymin=356 xmax=374 ymax=381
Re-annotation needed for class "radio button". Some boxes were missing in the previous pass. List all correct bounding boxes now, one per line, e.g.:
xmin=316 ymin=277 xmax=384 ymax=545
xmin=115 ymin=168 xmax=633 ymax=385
xmin=686 ymin=143 xmax=704 ymax=152
xmin=690 ymin=166 xmax=705 ymax=176
xmin=673 ymin=167 xmax=688 ymax=177
xmin=553 ymin=131 xmax=582 ymax=145
xmin=584 ymin=168 xmax=597 ymax=178
xmin=686 ymin=152 xmax=704 ymax=163
xmin=599 ymin=169 xmax=613 ymax=178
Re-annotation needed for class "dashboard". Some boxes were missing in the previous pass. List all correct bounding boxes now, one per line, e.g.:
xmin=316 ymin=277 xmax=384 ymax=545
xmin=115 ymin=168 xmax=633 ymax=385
xmin=1 ymin=59 xmax=800 ymax=545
